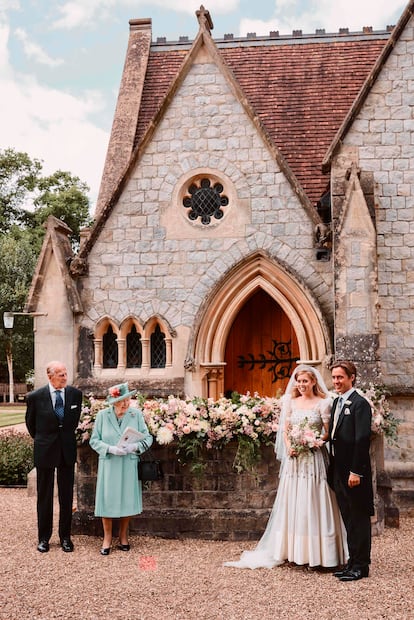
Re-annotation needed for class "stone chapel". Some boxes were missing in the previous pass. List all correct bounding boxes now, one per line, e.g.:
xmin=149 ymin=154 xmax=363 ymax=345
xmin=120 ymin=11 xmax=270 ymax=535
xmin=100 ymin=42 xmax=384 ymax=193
xmin=26 ymin=3 xmax=414 ymax=507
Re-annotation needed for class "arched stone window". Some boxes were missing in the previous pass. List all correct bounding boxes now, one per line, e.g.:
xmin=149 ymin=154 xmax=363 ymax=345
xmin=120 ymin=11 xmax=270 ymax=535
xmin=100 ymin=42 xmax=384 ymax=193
xmin=182 ymin=177 xmax=229 ymax=225
xmin=127 ymin=325 xmax=142 ymax=368
xmin=93 ymin=315 xmax=172 ymax=376
xmin=103 ymin=325 xmax=118 ymax=368
xmin=150 ymin=324 xmax=166 ymax=368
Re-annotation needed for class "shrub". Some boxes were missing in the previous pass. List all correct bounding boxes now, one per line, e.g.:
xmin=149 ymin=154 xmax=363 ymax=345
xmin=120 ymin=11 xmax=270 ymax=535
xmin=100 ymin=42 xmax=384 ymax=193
xmin=0 ymin=431 xmax=34 ymax=485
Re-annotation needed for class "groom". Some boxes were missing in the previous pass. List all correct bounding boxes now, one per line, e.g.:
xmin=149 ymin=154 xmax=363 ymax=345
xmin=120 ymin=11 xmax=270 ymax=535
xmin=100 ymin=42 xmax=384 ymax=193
xmin=328 ymin=360 xmax=374 ymax=581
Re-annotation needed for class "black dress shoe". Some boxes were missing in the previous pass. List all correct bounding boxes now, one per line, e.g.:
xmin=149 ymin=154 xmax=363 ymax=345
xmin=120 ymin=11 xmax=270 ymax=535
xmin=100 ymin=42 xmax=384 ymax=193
xmin=117 ymin=543 xmax=130 ymax=551
xmin=339 ymin=567 xmax=369 ymax=582
xmin=37 ymin=540 xmax=49 ymax=553
xmin=61 ymin=538 xmax=74 ymax=552
xmin=333 ymin=565 xmax=351 ymax=578
xmin=100 ymin=547 xmax=111 ymax=555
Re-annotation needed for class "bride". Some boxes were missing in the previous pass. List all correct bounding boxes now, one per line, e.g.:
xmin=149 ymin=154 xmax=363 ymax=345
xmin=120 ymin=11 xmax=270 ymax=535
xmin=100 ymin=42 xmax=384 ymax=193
xmin=224 ymin=364 xmax=347 ymax=569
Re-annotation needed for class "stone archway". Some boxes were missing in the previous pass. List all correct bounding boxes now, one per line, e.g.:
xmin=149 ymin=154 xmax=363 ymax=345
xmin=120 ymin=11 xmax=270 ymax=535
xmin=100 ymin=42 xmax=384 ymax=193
xmin=191 ymin=252 xmax=331 ymax=398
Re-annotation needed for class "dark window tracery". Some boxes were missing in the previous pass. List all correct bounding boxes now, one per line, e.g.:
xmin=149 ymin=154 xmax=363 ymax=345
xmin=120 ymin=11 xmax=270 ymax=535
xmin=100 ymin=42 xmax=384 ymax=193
xmin=103 ymin=325 xmax=118 ymax=368
xmin=127 ymin=325 xmax=142 ymax=368
xmin=150 ymin=324 xmax=166 ymax=368
xmin=182 ymin=178 xmax=228 ymax=225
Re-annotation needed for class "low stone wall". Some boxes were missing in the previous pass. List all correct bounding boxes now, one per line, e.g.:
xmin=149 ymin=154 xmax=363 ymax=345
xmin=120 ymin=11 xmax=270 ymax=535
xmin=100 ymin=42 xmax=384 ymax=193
xmin=72 ymin=437 xmax=394 ymax=539
xmin=73 ymin=442 xmax=279 ymax=540
xmin=386 ymin=461 xmax=414 ymax=517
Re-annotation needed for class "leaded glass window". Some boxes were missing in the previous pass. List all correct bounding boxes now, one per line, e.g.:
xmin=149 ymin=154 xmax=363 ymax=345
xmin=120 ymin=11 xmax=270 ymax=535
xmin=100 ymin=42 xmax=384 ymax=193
xmin=127 ymin=325 xmax=142 ymax=368
xmin=150 ymin=324 xmax=166 ymax=368
xmin=103 ymin=325 xmax=118 ymax=368
xmin=182 ymin=178 xmax=228 ymax=225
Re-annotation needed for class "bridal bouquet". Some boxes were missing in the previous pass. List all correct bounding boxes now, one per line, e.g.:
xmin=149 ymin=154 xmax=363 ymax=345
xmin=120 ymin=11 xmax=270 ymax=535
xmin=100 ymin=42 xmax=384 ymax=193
xmin=287 ymin=417 xmax=325 ymax=457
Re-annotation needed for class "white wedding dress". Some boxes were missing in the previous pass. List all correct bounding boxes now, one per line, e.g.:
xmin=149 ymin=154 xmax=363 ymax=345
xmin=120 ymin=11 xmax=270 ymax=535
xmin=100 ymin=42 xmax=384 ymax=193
xmin=224 ymin=400 xmax=347 ymax=569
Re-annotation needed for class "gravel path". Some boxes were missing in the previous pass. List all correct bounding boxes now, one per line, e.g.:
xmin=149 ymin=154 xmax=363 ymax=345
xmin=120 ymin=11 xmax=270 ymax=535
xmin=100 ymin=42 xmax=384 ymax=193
xmin=0 ymin=488 xmax=413 ymax=619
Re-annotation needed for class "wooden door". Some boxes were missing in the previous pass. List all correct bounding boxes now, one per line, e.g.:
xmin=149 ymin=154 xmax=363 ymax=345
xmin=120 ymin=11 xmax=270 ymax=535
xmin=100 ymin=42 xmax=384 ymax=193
xmin=224 ymin=289 xmax=299 ymax=397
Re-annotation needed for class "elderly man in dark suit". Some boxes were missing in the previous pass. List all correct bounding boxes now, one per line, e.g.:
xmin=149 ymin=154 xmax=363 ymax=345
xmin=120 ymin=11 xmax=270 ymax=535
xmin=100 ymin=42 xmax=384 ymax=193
xmin=328 ymin=360 xmax=374 ymax=581
xmin=26 ymin=361 xmax=82 ymax=553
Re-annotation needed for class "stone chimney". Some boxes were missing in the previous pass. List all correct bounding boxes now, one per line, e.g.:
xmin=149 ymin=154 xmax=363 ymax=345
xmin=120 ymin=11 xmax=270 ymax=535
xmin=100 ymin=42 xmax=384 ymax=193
xmin=94 ymin=18 xmax=152 ymax=216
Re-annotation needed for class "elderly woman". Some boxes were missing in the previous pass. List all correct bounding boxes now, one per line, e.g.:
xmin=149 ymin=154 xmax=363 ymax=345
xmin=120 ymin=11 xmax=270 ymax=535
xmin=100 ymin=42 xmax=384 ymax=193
xmin=90 ymin=382 xmax=153 ymax=555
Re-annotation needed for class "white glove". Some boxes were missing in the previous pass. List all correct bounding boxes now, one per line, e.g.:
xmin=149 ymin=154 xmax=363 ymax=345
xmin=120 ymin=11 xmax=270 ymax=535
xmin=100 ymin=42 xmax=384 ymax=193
xmin=122 ymin=442 xmax=139 ymax=454
xmin=108 ymin=445 xmax=127 ymax=456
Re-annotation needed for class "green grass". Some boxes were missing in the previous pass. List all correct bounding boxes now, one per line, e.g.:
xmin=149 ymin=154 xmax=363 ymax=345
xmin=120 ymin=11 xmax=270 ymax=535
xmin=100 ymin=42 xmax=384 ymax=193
xmin=0 ymin=407 xmax=26 ymax=428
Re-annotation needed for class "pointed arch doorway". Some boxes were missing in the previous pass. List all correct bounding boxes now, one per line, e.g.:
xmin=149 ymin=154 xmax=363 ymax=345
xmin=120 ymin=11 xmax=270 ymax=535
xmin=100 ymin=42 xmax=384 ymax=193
xmin=191 ymin=253 xmax=331 ymax=400
xmin=224 ymin=289 xmax=299 ymax=397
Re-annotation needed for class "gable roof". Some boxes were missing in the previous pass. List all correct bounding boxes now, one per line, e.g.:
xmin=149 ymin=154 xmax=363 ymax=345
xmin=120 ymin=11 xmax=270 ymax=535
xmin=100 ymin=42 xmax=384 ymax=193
xmin=86 ymin=8 xmax=394 ymax=259
xmin=323 ymin=0 xmax=414 ymax=170
xmin=25 ymin=216 xmax=83 ymax=314
xmin=133 ymin=27 xmax=389 ymax=208
xmin=82 ymin=9 xmax=321 ymax=257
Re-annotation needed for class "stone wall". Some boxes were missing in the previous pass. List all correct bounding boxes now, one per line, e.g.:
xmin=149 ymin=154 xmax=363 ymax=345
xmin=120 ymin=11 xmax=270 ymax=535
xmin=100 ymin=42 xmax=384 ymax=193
xmin=81 ymin=52 xmax=333 ymax=396
xmin=73 ymin=438 xmax=392 ymax=540
xmin=73 ymin=442 xmax=279 ymax=540
xmin=339 ymin=17 xmax=414 ymax=389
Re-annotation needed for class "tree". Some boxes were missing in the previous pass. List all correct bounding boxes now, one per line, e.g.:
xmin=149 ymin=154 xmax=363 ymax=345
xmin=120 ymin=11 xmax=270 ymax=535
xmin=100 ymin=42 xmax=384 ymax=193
xmin=0 ymin=231 xmax=38 ymax=382
xmin=0 ymin=148 xmax=91 ymax=247
xmin=24 ymin=170 xmax=91 ymax=249
xmin=0 ymin=149 xmax=42 ymax=233
xmin=0 ymin=148 xmax=92 ymax=381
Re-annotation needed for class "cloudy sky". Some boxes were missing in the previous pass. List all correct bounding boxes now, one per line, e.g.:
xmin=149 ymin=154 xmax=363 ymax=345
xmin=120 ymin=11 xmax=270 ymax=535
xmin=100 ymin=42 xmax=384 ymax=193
xmin=0 ymin=0 xmax=407 ymax=211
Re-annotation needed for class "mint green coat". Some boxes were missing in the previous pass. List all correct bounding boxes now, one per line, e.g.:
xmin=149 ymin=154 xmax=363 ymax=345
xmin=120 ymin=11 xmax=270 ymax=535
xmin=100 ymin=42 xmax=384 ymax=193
xmin=90 ymin=405 xmax=153 ymax=517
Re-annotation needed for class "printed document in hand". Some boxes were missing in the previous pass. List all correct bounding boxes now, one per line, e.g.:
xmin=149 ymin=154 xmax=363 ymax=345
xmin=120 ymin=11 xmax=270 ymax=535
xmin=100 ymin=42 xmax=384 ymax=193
xmin=117 ymin=426 xmax=145 ymax=446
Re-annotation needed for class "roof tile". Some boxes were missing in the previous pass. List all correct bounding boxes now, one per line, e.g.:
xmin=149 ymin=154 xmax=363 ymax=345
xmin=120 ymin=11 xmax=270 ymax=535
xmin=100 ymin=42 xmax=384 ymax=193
xmin=134 ymin=36 xmax=388 ymax=207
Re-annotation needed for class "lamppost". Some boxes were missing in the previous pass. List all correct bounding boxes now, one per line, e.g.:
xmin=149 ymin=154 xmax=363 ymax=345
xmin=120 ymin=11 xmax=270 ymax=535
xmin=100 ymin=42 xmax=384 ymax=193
xmin=2 ymin=311 xmax=48 ymax=403
xmin=3 ymin=312 xmax=15 ymax=403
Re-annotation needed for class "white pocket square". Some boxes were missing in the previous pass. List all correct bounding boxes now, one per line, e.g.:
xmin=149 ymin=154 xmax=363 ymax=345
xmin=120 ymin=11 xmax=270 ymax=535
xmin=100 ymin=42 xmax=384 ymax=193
xmin=344 ymin=408 xmax=351 ymax=415
xmin=71 ymin=404 xmax=78 ymax=409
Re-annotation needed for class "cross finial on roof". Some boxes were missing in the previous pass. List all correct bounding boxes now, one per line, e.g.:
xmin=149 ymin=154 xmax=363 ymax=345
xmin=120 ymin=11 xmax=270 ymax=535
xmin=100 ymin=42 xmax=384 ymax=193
xmin=196 ymin=5 xmax=214 ymax=33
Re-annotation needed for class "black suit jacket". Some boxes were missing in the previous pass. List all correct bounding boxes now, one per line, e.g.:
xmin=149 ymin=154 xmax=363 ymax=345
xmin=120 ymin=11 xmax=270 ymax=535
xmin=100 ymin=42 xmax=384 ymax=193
xmin=26 ymin=385 xmax=83 ymax=468
xmin=328 ymin=390 xmax=374 ymax=515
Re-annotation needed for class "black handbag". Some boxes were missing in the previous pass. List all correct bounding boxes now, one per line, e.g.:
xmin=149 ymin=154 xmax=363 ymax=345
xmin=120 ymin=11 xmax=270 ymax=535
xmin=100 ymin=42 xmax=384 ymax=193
xmin=138 ymin=450 xmax=163 ymax=481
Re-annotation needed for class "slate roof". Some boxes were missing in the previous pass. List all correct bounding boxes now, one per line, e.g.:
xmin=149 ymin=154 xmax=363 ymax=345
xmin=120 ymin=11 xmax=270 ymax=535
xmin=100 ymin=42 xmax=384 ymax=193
xmin=134 ymin=33 xmax=389 ymax=208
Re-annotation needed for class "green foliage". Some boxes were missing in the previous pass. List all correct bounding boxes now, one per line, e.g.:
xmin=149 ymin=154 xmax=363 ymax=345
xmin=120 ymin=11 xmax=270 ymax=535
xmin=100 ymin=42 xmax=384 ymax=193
xmin=0 ymin=232 xmax=37 ymax=381
xmin=176 ymin=433 xmax=207 ymax=477
xmin=0 ymin=148 xmax=92 ymax=381
xmin=233 ymin=434 xmax=262 ymax=474
xmin=0 ymin=431 xmax=34 ymax=485
xmin=25 ymin=169 xmax=92 ymax=247
xmin=0 ymin=148 xmax=91 ymax=246
xmin=0 ymin=148 xmax=42 ymax=232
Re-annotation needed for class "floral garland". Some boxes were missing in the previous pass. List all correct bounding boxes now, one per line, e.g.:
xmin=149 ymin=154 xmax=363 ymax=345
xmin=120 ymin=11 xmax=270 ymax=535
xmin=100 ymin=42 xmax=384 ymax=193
xmin=360 ymin=384 xmax=400 ymax=445
xmin=142 ymin=392 xmax=281 ymax=475
xmin=76 ymin=385 xmax=399 ymax=473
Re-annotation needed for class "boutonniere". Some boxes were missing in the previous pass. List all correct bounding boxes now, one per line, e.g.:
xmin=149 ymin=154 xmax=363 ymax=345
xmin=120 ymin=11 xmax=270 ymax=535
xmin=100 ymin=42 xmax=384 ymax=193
xmin=345 ymin=400 xmax=352 ymax=406
xmin=344 ymin=408 xmax=351 ymax=415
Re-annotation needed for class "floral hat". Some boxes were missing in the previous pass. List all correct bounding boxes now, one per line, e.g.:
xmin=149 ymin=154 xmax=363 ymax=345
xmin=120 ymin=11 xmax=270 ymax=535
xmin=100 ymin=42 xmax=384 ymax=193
xmin=107 ymin=382 xmax=137 ymax=404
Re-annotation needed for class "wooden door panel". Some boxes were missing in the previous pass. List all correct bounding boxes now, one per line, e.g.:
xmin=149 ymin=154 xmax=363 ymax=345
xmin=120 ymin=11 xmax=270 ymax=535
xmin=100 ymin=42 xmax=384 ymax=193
xmin=224 ymin=289 xmax=299 ymax=397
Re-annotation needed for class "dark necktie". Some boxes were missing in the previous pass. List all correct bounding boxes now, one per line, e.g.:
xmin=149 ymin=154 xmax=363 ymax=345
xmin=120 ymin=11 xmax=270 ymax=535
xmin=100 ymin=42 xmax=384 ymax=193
xmin=55 ymin=390 xmax=64 ymax=422
xmin=332 ymin=396 xmax=343 ymax=435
